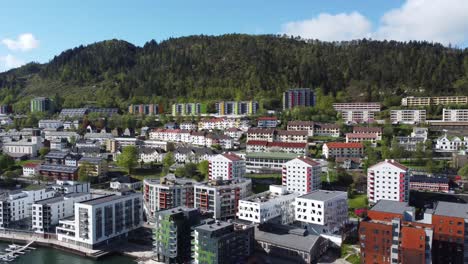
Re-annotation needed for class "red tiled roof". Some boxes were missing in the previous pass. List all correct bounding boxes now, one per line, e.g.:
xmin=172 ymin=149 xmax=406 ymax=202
xmin=258 ymin=116 xmax=277 ymax=121
xmin=247 ymin=128 xmax=275 ymax=134
xmin=370 ymin=159 xmax=408 ymax=171
xmin=246 ymin=140 xmax=307 ymax=148
xmin=297 ymin=156 xmax=321 ymax=166
xmin=23 ymin=163 xmax=40 ymax=168
xmin=346 ymin=133 xmax=378 ymax=138
xmin=276 ymin=130 xmax=308 ymax=136
xmin=353 ymin=126 xmax=382 ymax=133
xmin=324 ymin=142 xmax=364 ymax=149
xmin=222 ymin=152 xmax=242 ymax=161
xmin=315 ymin=123 xmax=340 ymax=129
xmin=287 ymin=121 xmax=314 ymax=126
xmin=226 ymin=127 xmax=241 ymax=132
xmin=246 ymin=140 xmax=269 ymax=146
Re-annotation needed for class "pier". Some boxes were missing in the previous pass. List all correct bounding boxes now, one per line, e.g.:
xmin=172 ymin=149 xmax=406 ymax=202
xmin=0 ymin=240 xmax=36 ymax=261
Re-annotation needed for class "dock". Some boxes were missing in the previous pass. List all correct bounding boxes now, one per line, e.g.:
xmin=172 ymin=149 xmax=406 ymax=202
xmin=0 ymin=240 xmax=35 ymax=261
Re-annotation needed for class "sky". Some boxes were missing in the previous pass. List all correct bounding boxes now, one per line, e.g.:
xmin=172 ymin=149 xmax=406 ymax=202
xmin=1 ymin=0 xmax=468 ymax=72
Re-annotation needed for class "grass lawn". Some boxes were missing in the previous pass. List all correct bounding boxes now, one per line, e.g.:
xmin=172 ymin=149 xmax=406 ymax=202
xmin=245 ymin=173 xmax=282 ymax=179
xmin=348 ymin=194 xmax=367 ymax=210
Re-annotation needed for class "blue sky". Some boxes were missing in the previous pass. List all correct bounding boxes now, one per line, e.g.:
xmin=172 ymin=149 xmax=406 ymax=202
xmin=1 ymin=0 xmax=467 ymax=72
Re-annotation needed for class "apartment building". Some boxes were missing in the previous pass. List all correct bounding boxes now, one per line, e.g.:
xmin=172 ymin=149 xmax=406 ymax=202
xmin=359 ymin=200 xmax=468 ymax=264
xmin=409 ymin=175 xmax=449 ymax=193
xmin=198 ymin=117 xmax=250 ymax=131
xmin=282 ymin=88 xmax=315 ymax=110
xmin=367 ymin=159 xmax=409 ymax=204
xmin=38 ymin=119 xmax=64 ymax=129
xmin=193 ymin=220 xmax=254 ymax=264
xmin=442 ymin=108 xmax=468 ymax=122
xmin=128 ymin=104 xmax=163 ymax=115
xmin=333 ymin=102 xmax=381 ymax=124
xmin=153 ymin=207 xmax=202 ymax=264
xmin=287 ymin=121 xmax=340 ymax=137
xmin=32 ymin=193 xmax=92 ymax=233
xmin=322 ymin=142 xmax=364 ymax=159
xmin=173 ymin=146 xmax=218 ymax=164
xmin=246 ymin=141 xmax=308 ymax=155
xmin=31 ymin=97 xmax=52 ymax=113
xmin=23 ymin=163 xmax=39 ymax=177
xmin=179 ymin=122 xmax=197 ymax=131
xmin=282 ymin=157 xmax=322 ymax=195
xmin=0 ymin=188 xmax=56 ymax=229
xmin=138 ymin=148 xmax=166 ymax=163
xmin=237 ymin=185 xmax=299 ymax=224
xmin=257 ymin=116 xmax=278 ymax=128
xmin=143 ymin=175 xmax=198 ymax=221
xmin=247 ymin=128 xmax=308 ymax=143
xmin=3 ymin=133 xmax=43 ymax=158
xmin=245 ymin=152 xmax=297 ymax=173
xmin=38 ymin=164 xmax=79 ymax=181
xmin=295 ymin=190 xmax=348 ymax=234
xmin=208 ymin=153 xmax=245 ymax=181
xmin=171 ymin=103 xmax=206 ymax=116
xmin=194 ymin=179 xmax=252 ymax=219
xmin=401 ymin=96 xmax=468 ymax=106
xmin=215 ymin=101 xmax=259 ymax=116
xmin=390 ymin=109 xmax=427 ymax=124
xmin=224 ymin=127 xmax=243 ymax=140
xmin=51 ymin=180 xmax=90 ymax=194
xmin=56 ymin=192 xmax=142 ymax=249
xmin=353 ymin=126 xmax=382 ymax=140
xmin=333 ymin=102 xmax=381 ymax=112
xmin=345 ymin=133 xmax=378 ymax=145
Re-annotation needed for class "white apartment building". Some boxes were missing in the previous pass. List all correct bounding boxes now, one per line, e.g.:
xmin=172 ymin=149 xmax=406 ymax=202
xmin=367 ymin=159 xmax=409 ymax=204
xmin=0 ymin=188 xmax=56 ymax=228
xmin=340 ymin=110 xmax=376 ymax=124
xmin=32 ymin=193 xmax=92 ymax=233
xmin=3 ymin=135 xmax=43 ymax=158
xmin=138 ymin=148 xmax=166 ymax=163
xmin=237 ymin=185 xmax=299 ymax=224
xmin=442 ymin=109 xmax=468 ymax=122
xmin=352 ymin=127 xmax=382 ymax=140
xmin=287 ymin=121 xmax=340 ymax=137
xmin=51 ymin=180 xmax=90 ymax=194
xmin=435 ymin=134 xmax=468 ymax=152
xmin=44 ymin=131 xmax=79 ymax=142
xmin=322 ymin=142 xmax=364 ymax=159
xmin=56 ymin=192 xmax=143 ymax=249
xmin=390 ymin=110 xmax=426 ymax=124
xmin=245 ymin=152 xmax=297 ymax=173
xmin=246 ymin=141 xmax=307 ymax=155
xmin=198 ymin=118 xmax=250 ymax=131
xmin=194 ymin=178 xmax=252 ymax=219
xmin=345 ymin=133 xmax=378 ymax=145
xmin=295 ymin=190 xmax=348 ymax=234
xmin=179 ymin=122 xmax=197 ymax=130
xmin=173 ymin=147 xmax=217 ymax=164
xmin=208 ymin=153 xmax=246 ymax=181
xmin=143 ymin=175 xmax=198 ymax=221
xmin=224 ymin=128 xmax=244 ymax=140
xmin=38 ymin=120 xmax=64 ymax=129
xmin=282 ymin=157 xmax=322 ymax=195
xmin=333 ymin=102 xmax=381 ymax=112
xmin=401 ymin=96 xmax=468 ymax=106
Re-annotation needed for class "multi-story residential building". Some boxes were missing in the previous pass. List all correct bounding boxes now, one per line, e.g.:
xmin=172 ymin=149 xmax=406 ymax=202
xmin=173 ymin=147 xmax=218 ymax=164
xmin=51 ymin=180 xmax=90 ymax=194
xmin=345 ymin=133 xmax=378 ymax=145
xmin=38 ymin=119 xmax=64 ymax=129
xmin=143 ymin=175 xmax=199 ymax=221
xmin=56 ymin=191 xmax=142 ymax=249
xmin=322 ymin=142 xmax=364 ymax=159
xmin=246 ymin=128 xmax=308 ymax=143
xmin=333 ymin=102 xmax=381 ymax=124
xmin=0 ymin=104 xmax=12 ymax=114
xmin=44 ymin=131 xmax=79 ymax=143
xmin=216 ymin=101 xmax=259 ymax=116
xmin=442 ymin=108 xmax=468 ymax=122
xmin=352 ymin=126 xmax=383 ymax=140
xmin=138 ymin=147 xmax=166 ymax=163
xmin=208 ymin=153 xmax=245 ymax=181
xmin=435 ymin=134 xmax=468 ymax=152
xmin=22 ymin=163 xmax=39 ymax=177
xmin=367 ymin=159 xmax=409 ymax=204
xmin=153 ymin=207 xmax=202 ymax=263
xmin=390 ymin=109 xmax=427 ymax=124
xmin=333 ymin=102 xmax=381 ymax=112
xmin=78 ymin=157 xmax=108 ymax=178
xmin=257 ymin=116 xmax=278 ymax=128
xmin=198 ymin=117 xmax=250 ymax=131
xmin=38 ymin=164 xmax=79 ymax=181
xmin=402 ymin=96 xmax=468 ymax=106
xmin=282 ymin=88 xmax=315 ymax=110
xmin=59 ymin=108 xmax=88 ymax=118
xmin=193 ymin=220 xmax=254 ymax=264
xmin=0 ymin=188 xmax=56 ymax=228
xmin=128 ymin=104 xmax=163 ymax=115
xmin=237 ymin=185 xmax=298 ymax=224
xmin=32 ymin=193 xmax=92 ymax=233
xmin=282 ymin=157 xmax=321 ymax=195
xmin=179 ymin=122 xmax=197 ymax=131
xmin=245 ymin=152 xmax=297 ymax=173
xmin=287 ymin=121 xmax=340 ymax=137
xmin=194 ymin=178 xmax=252 ymax=219
xmin=224 ymin=127 xmax=243 ymax=140
xmin=171 ymin=103 xmax=206 ymax=116
xmin=409 ymin=175 xmax=449 ymax=193
xmin=359 ymin=200 xmax=468 ymax=264
xmin=31 ymin=97 xmax=52 ymax=113
xmin=246 ymin=141 xmax=308 ymax=155
xmin=255 ymin=224 xmax=329 ymax=264
xmin=295 ymin=190 xmax=348 ymax=234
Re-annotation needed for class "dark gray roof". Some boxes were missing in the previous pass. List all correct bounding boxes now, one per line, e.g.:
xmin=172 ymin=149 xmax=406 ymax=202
xmin=39 ymin=164 xmax=78 ymax=173
xmin=79 ymin=156 xmax=103 ymax=164
xmin=80 ymin=192 xmax=139 ymax=205
xmin=44 ymin=151 xmax=69 ymax=159
xmin=371 ymin=200 xmax=413 ymax=215
xmin=297 ymin=190 xmax=347 ymax=201
xmin=433 ymin=201 xmax=468 ymax=219
xmin=34 ymin=193 xmax=87 ymax=205
xmin=195 ymin=220 xmax=232 ymax=232
xmin=255 ymin=225 xmax=320 ymax=252
xmin=410 ymin=175 xmax=449 ymax=184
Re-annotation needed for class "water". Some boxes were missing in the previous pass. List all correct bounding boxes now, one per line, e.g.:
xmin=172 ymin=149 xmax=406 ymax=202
xmin=0 ymin=242 xmax=135 ymax=264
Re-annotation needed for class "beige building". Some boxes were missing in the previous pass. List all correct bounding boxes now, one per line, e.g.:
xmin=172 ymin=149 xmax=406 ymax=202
xmin=401 ymin=96 xmax=468 ymax=106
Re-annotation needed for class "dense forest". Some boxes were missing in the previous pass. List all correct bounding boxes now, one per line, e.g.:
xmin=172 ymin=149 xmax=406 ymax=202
xmin=1 ymin=34 xmax=468 ymax=113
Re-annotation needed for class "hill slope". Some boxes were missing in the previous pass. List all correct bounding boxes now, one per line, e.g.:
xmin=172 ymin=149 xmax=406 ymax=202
xmin=1 ymin=34 xmax=468 ymax=112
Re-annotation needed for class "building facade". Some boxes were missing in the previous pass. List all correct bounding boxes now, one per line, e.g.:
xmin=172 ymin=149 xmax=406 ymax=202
xmin=442 ymin=108 xmax=468 ymax=122
xmin=282 ymin=157 xmax=321 ymax=195
xmin=208 ymin=153 xmax=245 ymax=181
xmin=282 ymin=88 xmax=315 ymax=110
xmin=215 ymin=101 xmax=259 ymax=116
xmin=390 ymin=110 xmax=427 ymax=124
xmin=322 ymin=142 xmax=364 ymax=159
xmin=367 ymin=160 xmax=409 ymax=204
xmin=402 ymin=96 xmax=468 ymax=106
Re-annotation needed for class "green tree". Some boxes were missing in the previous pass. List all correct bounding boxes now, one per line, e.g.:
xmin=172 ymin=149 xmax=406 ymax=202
xmin=458 ymin=164 xmax=468 ymax=180
xmin=162 ymin=152 xmax=175 ymax=174
xmin=116 ymin=146 xmax=138 ymax=174
xmin=39 ymin=147 xmax=50 ymax=158
xmin=197 ymin=160 xmax=209 ymax=180
xmin=0 ymin=154 xmax=15 ymax=172
xmin=78 ymin=161 xmax=93 ymax=182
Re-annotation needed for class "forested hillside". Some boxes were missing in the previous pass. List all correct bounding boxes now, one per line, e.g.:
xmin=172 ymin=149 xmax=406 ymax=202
xmin=1 ymin=34 xmax=468 ymax=112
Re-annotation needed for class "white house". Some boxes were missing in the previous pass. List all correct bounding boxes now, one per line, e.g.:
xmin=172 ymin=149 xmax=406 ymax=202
xmin=138 ymin=148 xmax=166 ymax=163
xmin=435 ymin=134 xmax=468 ymax=153
xmin=23 ymin=163 xmax=40 ymax=177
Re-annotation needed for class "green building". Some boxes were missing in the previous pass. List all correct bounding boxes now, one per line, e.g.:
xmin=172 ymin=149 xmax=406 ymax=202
xmin=171 ymin=103 xmax=207 ymax=116
xmin=193 ymin=220 xmax=254 ymax=264
xmin=30 ymin=97 xmax=52 ymax=113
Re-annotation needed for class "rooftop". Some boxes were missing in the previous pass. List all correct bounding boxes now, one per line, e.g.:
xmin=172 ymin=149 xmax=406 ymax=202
xmin=324 ymin=142 xmax=364 ymax=149
xmin=34 ymin=193 xmax=89 ymax=205
xmin=80 ymin=192 xmax=138 ymax=205
xmin=245 ymin=152 xmax=298 ymax=159
xmin=433 ymin=201 xmax=468 ymax=219
xmin=410 ymin=175 xmax=449 ymax=184
xmin=39 ymin=164 xmax=78 ymax=173
xmin=297 ymin=190 xmax=347 ymax=201
xmin=195 ymin=220 xmax=232 ymax=232
xmin=371 ymin=200 xmax=413 ymax=215
xmin=255 ymin=224 xmax=320 ymax=252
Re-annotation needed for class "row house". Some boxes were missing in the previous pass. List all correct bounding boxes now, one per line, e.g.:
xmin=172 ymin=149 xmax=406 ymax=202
xmin=246 ymin=140 xmax=308 ymax=155
xmin=138 ymin=147 xmax=166 ymax=163
xmin=322 ymin=142 xmax=364 ymax=159
xmin=149 ymin=129 xmax=234 ymax=149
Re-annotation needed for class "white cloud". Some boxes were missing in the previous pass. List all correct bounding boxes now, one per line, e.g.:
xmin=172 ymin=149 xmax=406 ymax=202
xmin=0 ymin=54 xmax=24 ymax=72
xmin=280 ymin=12 xmax=372 ymax=41
xmin=281 ymin=0 xmax=468 ymax=46
xmin=375 ymin=0 xmax=468 ymax=45
xmin=2 ymin=33 xmax=39 ymax=51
